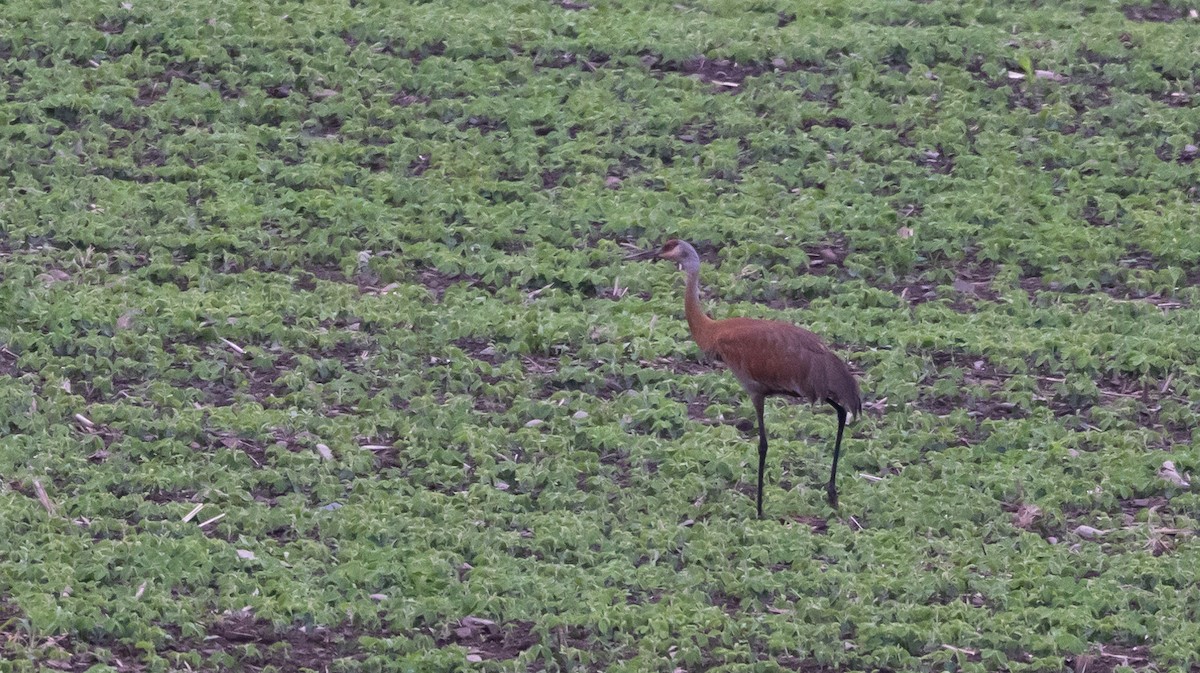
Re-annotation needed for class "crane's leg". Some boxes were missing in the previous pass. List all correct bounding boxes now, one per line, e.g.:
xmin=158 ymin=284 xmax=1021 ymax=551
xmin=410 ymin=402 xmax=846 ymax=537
xmin=753 ymin=394 xmax=768 ymax=519
xmin=826 ymin=401 xmax=847 ymax=508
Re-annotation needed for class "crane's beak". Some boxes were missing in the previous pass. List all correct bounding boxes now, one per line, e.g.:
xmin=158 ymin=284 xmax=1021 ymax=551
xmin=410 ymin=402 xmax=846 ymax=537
xmin=621 ymin=244 xmax=659 ymax=262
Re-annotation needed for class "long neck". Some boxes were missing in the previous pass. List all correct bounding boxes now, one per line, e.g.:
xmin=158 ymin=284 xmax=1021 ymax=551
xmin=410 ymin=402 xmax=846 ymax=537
xmin=683 ymin=267 xmax=717 ymax=349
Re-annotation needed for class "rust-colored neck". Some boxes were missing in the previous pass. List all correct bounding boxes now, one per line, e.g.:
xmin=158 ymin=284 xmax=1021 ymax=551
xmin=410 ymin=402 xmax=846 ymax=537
xmin=683 ymin=267 xmax=716 ymax=349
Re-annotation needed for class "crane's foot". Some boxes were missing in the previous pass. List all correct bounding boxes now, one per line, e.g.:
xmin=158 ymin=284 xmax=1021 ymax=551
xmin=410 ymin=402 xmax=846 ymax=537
xmin=826 ymin=484 xmax=839 ymax=509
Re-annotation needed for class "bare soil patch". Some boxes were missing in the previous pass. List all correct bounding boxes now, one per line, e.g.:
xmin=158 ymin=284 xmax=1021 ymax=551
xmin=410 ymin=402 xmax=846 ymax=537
xmin=289 ymin=263 xmax=352 ymax=291
xmin=708 ymin=589 xmax=742 ymax=615
xmin=917 ymin=145 xmax=955 ymax=174
xmin=452 ymin=337 xmax=502 ymax=365
xmin=1121 ymin=2 xmax=1189 ymax=22
xmin=3 ymin=612 xmax=366 ymax=672
xmin=1067 ymin=645 xmax=1155 ymax=673
xmin=676 ymin=122 xmax=718 ymax=145
xmin=458 ymin=115 xmax=507 ymax=135
xmin=390 ymin=89 xmax=431 ymax=107
xmin=377 ymin=39 xmax=446 ymax=63
xmin=408 ymin=152 xmax=432 ymax=176
xmin=207 ymin=429 xmax=269 ymax=467
xmin=417 ymin=267 xmax=486 ymax=301
xmin=682 ymin=393 xmax=717 ymax=422
xmin=886 ymin=248 xmax=1001 ymax=310
xmin=434 ymin=617 xmax=538 ymax=662
xmin=913 ymin=352 xmax=1027 ymax=424
xmin=194 ymin=352 xmax=292 ymax=407
xmin=797 ymin=234 xmax=850 ymax=276
xmin=540 ymin=167 xmax=565 ymax=189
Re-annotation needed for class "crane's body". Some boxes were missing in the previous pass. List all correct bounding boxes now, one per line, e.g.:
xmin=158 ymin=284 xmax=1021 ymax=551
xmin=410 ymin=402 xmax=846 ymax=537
xmin=630 ymin=239 xmax=862 ymax=517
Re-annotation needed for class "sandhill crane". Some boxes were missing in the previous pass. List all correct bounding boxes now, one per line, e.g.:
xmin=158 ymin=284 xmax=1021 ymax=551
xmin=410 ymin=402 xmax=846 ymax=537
xmin=628 ymin=239 xmax=862 ymax=518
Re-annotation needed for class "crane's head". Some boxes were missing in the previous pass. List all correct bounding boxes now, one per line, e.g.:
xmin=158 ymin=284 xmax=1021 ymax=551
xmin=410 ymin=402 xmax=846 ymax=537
xmin=624 ymin=239 xmax=701 ymax=274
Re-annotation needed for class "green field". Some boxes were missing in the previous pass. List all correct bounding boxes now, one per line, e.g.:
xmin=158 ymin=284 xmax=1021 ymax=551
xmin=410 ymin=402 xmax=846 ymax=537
xmin=2 ymin=0 xmax=1200 ymax=670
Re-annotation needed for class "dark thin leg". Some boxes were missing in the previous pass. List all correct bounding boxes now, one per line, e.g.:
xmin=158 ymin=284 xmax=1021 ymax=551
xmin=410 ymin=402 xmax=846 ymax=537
xmin=827 ymin=401 xmax=847 ymax=508
xmin=753 ymin=394 xmax=767 ymax=519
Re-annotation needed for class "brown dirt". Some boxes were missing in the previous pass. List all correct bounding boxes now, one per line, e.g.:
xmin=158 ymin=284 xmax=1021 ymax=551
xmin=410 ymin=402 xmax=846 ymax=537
xmin=206 ymin=429 xmax=269 ymax=466
xmin=786 ymin=514 xmax=830 ymax=533
xmin=458 ymin=115 xmax=507 ymax=135
xmin=708 ymin=590 xmax=742 ymax=615
xmin=473 ymin=394 xmax=511 ymax=414
xmin=677 ymin=123 xmax=718 ymax=145
xmin=417 ymin=267 xmax=484 ymax=301
xmin=1067 ymin=645 xmax=1155 ymax=673
xmin=434 ymin=617 xmax=538 ymax=661
xmin=194 ymin=350 xmax=295 ymax=407
xmin=801 ymin=116 xmax=853 ymax=131
xmin=682 ymin=394 xmax=716 ymax=422
xmin=913 ymin=352 xmax=1021 ymax=424
xmin=370 ymin=442 xmax=403 ymax=471
xmin=803 ymin=234 xmax=849 ymax=274
xmin=1121 ymin=2 xmax=1188 ymax=21
xmin=452 ymin=337 xmax=502 ymax=366
xmin=408 ymin=153 xmax=432 ymax=176
xmin=0 ymin=347 xmax=27 ymax=378
xmin=289 ymin=263 xmax=351 ymax=291
xmin=600 ymin=449 xmax=633 ymax=487
xmin=887 ymin=248 xmax=1002 ymax=309
xmin=1 ymin=611 xmax=369 ymax=672
xmin=540 ymin=168 xmax=565 ymax=189
xmin=390 ymin=90 xmax=431 ymax=107
xmin=917 ymin=145 xmax=955 ymax=174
